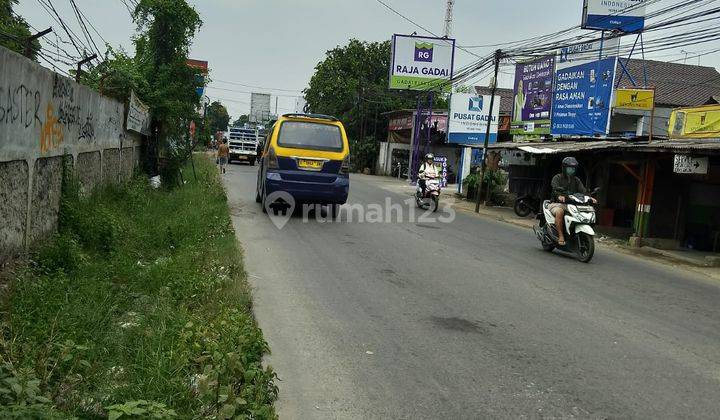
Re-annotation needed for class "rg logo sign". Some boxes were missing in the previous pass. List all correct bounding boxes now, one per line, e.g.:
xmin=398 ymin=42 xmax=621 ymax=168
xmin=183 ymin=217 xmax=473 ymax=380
xmin=414 ymin=42 xmax=434 ymax=63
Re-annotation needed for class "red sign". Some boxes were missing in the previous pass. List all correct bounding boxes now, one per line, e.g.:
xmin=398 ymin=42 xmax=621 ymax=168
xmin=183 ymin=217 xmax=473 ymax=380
xmin=186 ymin=59 xmax=208 ymax=74
xmin=189 ymin=120 xmax=196 ymax=138
xmin=388 ymin=113 xmax=448 ymax=132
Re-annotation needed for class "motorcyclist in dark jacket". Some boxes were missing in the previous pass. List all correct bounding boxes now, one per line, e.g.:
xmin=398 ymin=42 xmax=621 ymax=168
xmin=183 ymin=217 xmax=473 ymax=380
xmin=548 ymin=157 xmax=596 ymax=245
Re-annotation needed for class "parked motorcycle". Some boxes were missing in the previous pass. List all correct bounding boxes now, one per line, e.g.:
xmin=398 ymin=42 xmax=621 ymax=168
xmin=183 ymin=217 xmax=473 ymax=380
xmin=533 ymin=188 xmax=599 ymax=263
xmin=513 ymin=194 xmax=540 ymax=218
xmin=415 ymin=178 xmax=441 ymax=212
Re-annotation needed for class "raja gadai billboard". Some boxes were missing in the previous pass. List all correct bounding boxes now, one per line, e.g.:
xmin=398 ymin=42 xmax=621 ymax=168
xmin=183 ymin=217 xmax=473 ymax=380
xmin=582 ymin=0 xmax=647 ymax=32
xmin=389 ymin=34 xmax=455 ymax=92
xmin=511 ymin=56 xmax=555 ymax=137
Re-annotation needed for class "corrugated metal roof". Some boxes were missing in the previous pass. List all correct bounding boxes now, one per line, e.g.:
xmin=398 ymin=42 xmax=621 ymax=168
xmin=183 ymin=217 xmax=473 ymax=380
xmin=485 ymin=139 xmax=720 ymax=154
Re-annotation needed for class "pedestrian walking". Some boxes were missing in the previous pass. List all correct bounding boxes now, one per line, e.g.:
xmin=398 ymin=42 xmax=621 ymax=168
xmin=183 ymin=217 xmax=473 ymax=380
xmin=217 ymin=138 xmax=230 ymax=174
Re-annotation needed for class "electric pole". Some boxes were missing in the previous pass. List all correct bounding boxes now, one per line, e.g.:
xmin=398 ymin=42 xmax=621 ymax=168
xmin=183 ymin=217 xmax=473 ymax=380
xmin=75 ymin=54 xmax=97 ymax=83
xmin=475 ymin=49 xmax=502 ymax=213
xmin=24 ymin=27 xmax=53 ymax=58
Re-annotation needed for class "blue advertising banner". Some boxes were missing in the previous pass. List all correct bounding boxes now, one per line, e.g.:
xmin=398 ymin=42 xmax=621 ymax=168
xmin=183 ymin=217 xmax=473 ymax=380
xmin=551 ymin=57 xmax=617 ymax=136
xmin=582 ymin=0 xmax=647 ymax=33
xmin=511 ymin=56 xmax=555 ymax=136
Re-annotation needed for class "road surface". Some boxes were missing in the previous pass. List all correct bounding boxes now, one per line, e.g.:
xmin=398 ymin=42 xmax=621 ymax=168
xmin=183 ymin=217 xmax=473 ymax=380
xmin=224 ymin=164 xmax=720 ymax=419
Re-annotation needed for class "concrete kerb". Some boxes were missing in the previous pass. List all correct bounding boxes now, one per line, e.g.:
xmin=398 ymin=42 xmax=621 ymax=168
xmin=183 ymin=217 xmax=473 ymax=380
xmin=356 ymin=174 xmax=720 ymax=279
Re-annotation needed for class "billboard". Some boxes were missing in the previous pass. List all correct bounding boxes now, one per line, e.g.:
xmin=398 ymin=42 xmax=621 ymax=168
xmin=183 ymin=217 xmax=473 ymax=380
xmin=389 ymin=34 xmax=455 ymax=92
xmin=614 ymin=88 xmax=655 ymax=110
xmin=448 ymin=94 xmax=500 ymax=145
xmin=582 ymin=0 xmax=647 ymax=32
xmin=511 ymin=56 xmax=555 ymax=136
xmin=551 ymin=38 xmax=619 ymax=137
xmin=668 ymin=105 xmax=720 ymax=139
xmin=250 ymin=93 xmax=272 ymax=123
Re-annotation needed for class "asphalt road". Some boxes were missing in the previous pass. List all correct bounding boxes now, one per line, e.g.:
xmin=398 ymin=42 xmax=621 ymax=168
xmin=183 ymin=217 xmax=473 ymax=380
xmin=224 ymin=163 xmax=720 ymax=419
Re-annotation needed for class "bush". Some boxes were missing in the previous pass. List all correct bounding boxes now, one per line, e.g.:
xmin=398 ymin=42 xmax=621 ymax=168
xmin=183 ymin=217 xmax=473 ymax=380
xmin=349 ymin=136 xmax=379 ymax=173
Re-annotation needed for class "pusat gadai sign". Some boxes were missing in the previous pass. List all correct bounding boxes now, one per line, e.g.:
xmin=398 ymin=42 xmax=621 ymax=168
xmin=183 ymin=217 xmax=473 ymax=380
xmin=389 ymin=34 xmax=455 ymax=92
xmin=582 ymin=0 xmax=647 ymax=32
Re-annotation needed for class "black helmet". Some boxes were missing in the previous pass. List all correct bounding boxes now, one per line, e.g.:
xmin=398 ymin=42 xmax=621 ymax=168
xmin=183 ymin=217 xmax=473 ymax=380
xmin=562 ymin=156 xmax=579 ymax=169
xmin=425 ymin=153 xmax=435 ymax=161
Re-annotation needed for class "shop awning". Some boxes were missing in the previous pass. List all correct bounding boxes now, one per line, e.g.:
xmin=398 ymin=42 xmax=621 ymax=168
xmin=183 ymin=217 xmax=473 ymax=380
xmin=482 ymin=139 xmax=720 ymax=155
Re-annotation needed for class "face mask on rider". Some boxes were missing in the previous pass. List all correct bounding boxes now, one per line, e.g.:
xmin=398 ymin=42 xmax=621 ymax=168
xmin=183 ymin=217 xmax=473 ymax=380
xmin=565 ymin=167 xmax=576 ymax=176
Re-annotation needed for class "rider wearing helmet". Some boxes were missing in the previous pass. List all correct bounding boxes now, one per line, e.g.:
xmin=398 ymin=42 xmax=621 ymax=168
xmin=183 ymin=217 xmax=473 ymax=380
xmin=549 ymin=157 xmax=596 ymax=245
xmin=418 ymin=153 xmax=438 ymax=196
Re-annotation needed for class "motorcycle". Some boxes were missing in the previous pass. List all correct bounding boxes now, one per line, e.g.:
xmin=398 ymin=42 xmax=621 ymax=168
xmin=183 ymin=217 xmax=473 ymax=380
xmin=513 ymin=194 xmax=540 ymax=218
xmin=415 ymin=178 xmax=441 ymax=212
xmin=533 ymin=188 xmax=599 ymax=263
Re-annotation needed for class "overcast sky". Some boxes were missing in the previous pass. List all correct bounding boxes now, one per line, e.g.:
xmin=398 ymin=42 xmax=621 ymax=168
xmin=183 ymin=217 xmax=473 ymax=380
xmin=17 ymin=0 xmax=720 ymax=119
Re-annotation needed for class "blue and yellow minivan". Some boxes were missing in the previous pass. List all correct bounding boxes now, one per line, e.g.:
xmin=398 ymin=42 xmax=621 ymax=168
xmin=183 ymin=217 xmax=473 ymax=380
xmin=256 ymin=113 xmax=350 ymax=217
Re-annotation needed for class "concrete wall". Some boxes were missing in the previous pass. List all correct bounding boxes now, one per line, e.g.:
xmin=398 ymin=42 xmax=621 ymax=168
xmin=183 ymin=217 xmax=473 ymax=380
xmin=0 ymin=46 xmax=141 ymax=262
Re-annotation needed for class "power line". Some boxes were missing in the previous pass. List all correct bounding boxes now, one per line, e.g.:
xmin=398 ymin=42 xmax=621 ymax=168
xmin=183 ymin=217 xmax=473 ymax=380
xmin=372 ymin=0 xmax=482 ymax=59
xmin=212 ymin=79 xmax=304 ymax=93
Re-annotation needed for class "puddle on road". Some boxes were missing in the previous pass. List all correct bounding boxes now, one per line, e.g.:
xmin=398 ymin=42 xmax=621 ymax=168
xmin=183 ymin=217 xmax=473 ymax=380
xmin=429 ymin=316 xmax=496 ymax=334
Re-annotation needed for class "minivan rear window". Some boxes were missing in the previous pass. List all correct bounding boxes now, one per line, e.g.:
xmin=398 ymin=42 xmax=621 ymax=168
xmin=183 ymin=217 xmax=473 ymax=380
xmin=277 ymin=121 xmax=343 ymax=152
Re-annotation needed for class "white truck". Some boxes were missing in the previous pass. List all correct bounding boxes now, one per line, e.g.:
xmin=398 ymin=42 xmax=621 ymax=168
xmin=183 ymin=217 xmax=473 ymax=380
xmin=227 ymin=126 xmax=260 ymax=165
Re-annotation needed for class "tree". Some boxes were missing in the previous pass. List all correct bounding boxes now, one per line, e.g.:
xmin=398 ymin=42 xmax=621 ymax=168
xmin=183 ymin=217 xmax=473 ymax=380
xmin=132 ymin=0 xmax=203 ymax=178
xmin=206 ymin=101 xmax=230 ymax=133
xmin=0 ymin=0 xmax=39 ymax=60
xmin=304 ymin=39 xmax=446 ymax=171
xmin=232 ymin=115 xmax=249 ymax=127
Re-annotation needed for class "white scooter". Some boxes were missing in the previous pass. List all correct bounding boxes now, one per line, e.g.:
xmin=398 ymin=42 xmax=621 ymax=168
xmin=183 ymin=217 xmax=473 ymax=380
xmin=534 ymin=189 xmax=599 ymax=263
xmin=415 ymin=177 xmax=441 ymax=212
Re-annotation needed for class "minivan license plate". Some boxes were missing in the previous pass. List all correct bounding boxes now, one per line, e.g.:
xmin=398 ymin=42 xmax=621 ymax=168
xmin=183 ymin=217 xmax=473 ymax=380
xmin=298 ymin=159 xmax=323 ymax=170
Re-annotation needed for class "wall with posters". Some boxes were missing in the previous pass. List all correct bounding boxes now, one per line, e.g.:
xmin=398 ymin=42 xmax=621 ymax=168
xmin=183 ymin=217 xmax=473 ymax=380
xmin=448 ymin=94 xmax=500 ymax=145
xmin=389 ymin=34 xmax=455 ymax=92
xmin=582 ymin=0 xmax=647 ymax=32
xmin=551 ymin=38 xmax=619 ymax=137
xmin=511 ymin=56 xmax=555 ymax=137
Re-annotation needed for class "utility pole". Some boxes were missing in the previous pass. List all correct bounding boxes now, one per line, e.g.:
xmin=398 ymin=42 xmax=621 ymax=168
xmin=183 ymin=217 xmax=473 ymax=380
xmin=24 ymin=27 xmax=53 ymax=58
xmin=443 ymin=0 xmax=455 ymax=38
xmin=475 ymin=49 xmax=502 ymax=213
xmin=75 ymin=54 xmax=97 ymax=83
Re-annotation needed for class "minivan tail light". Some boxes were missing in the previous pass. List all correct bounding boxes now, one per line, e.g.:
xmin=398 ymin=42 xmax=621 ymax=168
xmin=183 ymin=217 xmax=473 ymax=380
xmin=268 ymin=146 xmax=279 ymax=169
xmin=340 ymin=155 xmax=350 ymax=174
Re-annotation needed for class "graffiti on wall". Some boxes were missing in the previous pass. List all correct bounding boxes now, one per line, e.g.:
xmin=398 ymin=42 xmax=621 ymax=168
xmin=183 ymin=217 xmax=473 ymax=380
xmin=40 ymin=103 xmax=63 ymax=153
xmin=0 ymin=84 xmax=42 ymax=129
xmin=0 ymin=47 xmax=126 ymax=161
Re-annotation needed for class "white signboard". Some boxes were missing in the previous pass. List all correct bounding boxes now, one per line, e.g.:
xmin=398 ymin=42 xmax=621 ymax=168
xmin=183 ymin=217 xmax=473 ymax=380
xmin=582 ymin=0 xmax=647 ymax=32
xmin=389 ymin=34 xmax=455 ymax=92
xmin=447 ymin=93 xmax=500 ymax=145
xmin=674 ymin=155 xmax=709 ymax=174
xmin=250 ymin=93 xmax=271 ymax=123
xmin=126 ymin=90 xmax=151 ymax=136
xmin=556 ymin=37 xmax=620 ymax=71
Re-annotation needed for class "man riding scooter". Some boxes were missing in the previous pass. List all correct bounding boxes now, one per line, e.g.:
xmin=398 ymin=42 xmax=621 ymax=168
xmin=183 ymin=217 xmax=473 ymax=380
xmin=417 ymin=153 xmax=438 ymax=196
xmin=548 ymin=157 xmax=597 ymax=245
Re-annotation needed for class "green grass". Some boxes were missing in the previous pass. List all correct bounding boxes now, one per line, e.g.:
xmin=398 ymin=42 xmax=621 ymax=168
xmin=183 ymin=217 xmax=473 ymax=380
xmin=0 ymin=156 xmax=277 ymax=419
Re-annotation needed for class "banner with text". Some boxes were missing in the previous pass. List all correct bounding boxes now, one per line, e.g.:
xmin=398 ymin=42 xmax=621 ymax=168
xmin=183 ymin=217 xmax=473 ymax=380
xmin=448 ymin=93 xmax=500 ymax=145
xmin=551 ymin=38 xmax=619 ymax=137
xmin=511 ymin=56 xmax=555 ymax=136
xmin=126 ymin=90 xmax=151 ymax=136
xmin=389 ymin=34 xmax=455 ymax=92
xmin=582 ymin=0 xmax=647 ymax=32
